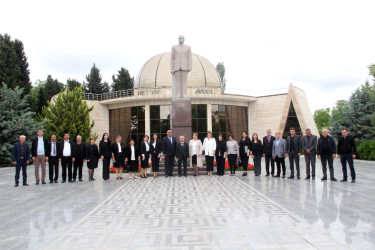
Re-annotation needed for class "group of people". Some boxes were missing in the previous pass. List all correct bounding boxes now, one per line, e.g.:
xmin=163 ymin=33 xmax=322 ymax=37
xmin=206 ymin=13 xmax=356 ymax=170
xmin=12 ymin=127 xmax=357 ymax=187
xmin=12 ymin=129 xmax=100 ymax=187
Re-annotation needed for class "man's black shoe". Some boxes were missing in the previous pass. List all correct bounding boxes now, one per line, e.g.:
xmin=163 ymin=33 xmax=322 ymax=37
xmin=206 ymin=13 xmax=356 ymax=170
xmin=287 ymin=176 xmax=294 ymax=179
xmin=331 ymin=177 xmax=337 ymax=181
xmin=340 ymin=179 xmax=347 ymax=182
xmin=14 ymin=183 xmax=19 ymax=187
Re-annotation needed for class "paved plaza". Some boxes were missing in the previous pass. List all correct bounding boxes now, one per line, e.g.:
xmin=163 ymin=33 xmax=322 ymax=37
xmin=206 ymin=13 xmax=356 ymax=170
xmin=0 ymin=157 xmax=374 ymax=249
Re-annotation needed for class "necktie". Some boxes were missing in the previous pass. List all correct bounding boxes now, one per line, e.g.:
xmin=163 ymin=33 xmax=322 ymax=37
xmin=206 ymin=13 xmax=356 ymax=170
xmin=268 ymin=136 xmax=270 ymax=143
xmin=53 ymin=143 xmax=56 ymax=155
xmin=169 ymin=137 xmax=172 ymax=143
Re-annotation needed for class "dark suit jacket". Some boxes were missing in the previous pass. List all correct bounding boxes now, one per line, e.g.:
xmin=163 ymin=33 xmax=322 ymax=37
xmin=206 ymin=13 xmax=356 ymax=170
xmin=58 ymin=140 xmax=76 ymax=159
xmin=287 ymin=135 xmax=302 ymax=153
xmin=176 ymin=142 xmax=189 ymax=158
xmin=99 ymin=140 xmax=112 ymax=158
xmin=302 ymin=135 xmax=317 ymax=155
xmin=125 ymin=145 xmax=140 ymax=160
xmin=31 ymin=137 xmax=50 ymax=157
xmin=162 ymin=136 xmax=177 ymax=156
xmin=47 ymin=141 xmax=59 ymax=161
xmin=140 ymin=141 xmax=150 ymax=157
xmin=262 ymin=135 xmax=275 ymax=155
xmin=12 ymin=142 xmax=30 ymax=162
xmin=251 ymin=140 xmax=263 ymax=156
xmin=215 ymin=139 xmax=227 ymax=157
xmin=111 ymin=142 xmax=126 ymax=160
xmin=74 ymin=142 xmax=87 ymax=159
xmin=317 ymin=136 xmax=336 ymax=155
xmin=86 ymin=144 xmax=100 ymax=162
xmin=239 ymin=137 xmax=251 ymax=157
xmin=150 ymin=140 xmax=162 ymax=155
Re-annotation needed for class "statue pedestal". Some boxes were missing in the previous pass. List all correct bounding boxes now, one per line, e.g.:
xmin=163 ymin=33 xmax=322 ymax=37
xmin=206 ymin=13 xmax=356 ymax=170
xmin=171 ymin=98 xmax=192 ymax=142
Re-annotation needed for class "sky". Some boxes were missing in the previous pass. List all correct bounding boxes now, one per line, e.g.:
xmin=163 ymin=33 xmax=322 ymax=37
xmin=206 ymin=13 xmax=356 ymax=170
xmin=1 ymin=0 xmax=374 ymax=113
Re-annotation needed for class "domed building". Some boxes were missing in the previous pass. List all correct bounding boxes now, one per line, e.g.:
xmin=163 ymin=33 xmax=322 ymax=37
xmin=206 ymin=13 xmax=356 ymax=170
xmin=85 ymin=52 xmax=318 ymax=144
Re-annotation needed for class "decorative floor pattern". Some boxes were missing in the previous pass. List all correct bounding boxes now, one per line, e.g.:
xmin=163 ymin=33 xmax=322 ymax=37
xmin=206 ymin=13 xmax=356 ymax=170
xmin=46 ymin=176 xmax=347 ymax=249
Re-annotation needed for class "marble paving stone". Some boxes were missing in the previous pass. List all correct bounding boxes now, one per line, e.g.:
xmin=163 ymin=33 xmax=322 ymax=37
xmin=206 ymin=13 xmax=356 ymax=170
xmin=0 ymin=157 xmax=374 ymax=249
xmin=45 ymin=175 xmax=347 ymax=249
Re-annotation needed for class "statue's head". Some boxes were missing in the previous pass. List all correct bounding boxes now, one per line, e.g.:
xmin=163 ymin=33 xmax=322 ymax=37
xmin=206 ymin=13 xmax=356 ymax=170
xmin=178 ymin=35 xmax=185 ymax=44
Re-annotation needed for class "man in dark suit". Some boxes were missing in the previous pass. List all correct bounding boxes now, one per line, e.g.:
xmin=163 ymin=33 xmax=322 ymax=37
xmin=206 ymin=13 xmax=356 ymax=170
xmin=162 ymin=130 xmax=177 ymax=177
xmin=302 ymin=128 xmax=317 ymax=180
xmin=286 ymin=127 xmax=302 ymax=179
xmin=31 ymin=129 xmax=50 ymax=185
xmin=73 ymin=135 xmax=86 ymax=182
xmin=12 ymin=135 xmax=30 ymax=187
xmin=317 ymin=128 xmax=337 ymax=181
xmin=48 ymin=135 xmax=59 ymax=183
xmin=262 ymin=129 xmax=276 ymax=176
xmin=272 ymin=132 xmax=288 ymax=178
xmin=337 ymin=128 xmax=356 ymax=183
xmin=58 ymin=133 xmax=76 ymax=183
xmin=176 ymin=136 xmax=189 ymax=177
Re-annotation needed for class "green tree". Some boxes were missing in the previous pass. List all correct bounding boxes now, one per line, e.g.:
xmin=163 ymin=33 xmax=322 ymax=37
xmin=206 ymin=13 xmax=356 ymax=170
xmin=67 ymin=78 xmax=81 ymax=91
xmin=0 ymin=34 xmax=31 ymax=94
xmin=329 ymin=82 xmax=375 ymax=142
xmin=111 ymin=67 xmax=134 ymax=91
xmin=369 ymin=64 xmax=375 ymax=79
xmin=29 ymin=80 xmax=45 ymax=115
xmin=329 ymin=100 xmax=350 ymax=138
xmin=45 ymin=75 xmax=64 ymax=99
xmin=216 ymin=62 xmax=226 ymax=93
xmin=40 ymin=86 xmax=95 ymax=142
xmin=313 ymin=108 xmax=331 ymax=135
xmin=83 ymin=63 xmax=109 ymax=94
xmin=0 ymin=83 xmax=43 ymax=166
xmin=29 ymin=76 xmax=64 ymax=116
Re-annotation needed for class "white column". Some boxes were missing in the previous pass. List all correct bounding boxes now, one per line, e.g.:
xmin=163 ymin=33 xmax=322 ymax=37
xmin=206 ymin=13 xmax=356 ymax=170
xmin=248 ymin=102 xmax=251 ymax=134
xmin=207 ymin=104 xmax=212 ymax=132
xmin=145 ymin=104 xmax=150 ymax=136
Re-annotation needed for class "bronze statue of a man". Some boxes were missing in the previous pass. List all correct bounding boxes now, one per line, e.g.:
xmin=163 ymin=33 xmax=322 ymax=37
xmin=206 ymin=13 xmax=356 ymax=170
xmin=171 ymin=35 xmax=192 ymax=99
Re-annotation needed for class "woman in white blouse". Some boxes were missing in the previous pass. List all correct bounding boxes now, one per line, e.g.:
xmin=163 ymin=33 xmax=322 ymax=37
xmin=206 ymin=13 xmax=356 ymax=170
xmin=125 ymin=139 xmax=140 ymax=179
xmin=203 ymin=131 xmax=216 ymax=176
xmin=189 ymin=133 xmax=203 ymax=176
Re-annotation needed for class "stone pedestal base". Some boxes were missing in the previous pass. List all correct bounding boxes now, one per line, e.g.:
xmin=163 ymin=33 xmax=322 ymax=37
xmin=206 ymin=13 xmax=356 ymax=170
xmin=171 ymin=98 xmax=192 ymax=142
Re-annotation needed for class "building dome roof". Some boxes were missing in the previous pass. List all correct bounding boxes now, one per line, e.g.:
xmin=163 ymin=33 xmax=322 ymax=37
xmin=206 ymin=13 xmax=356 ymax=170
xmin=134 ymin=52 xmax=221 ymax=89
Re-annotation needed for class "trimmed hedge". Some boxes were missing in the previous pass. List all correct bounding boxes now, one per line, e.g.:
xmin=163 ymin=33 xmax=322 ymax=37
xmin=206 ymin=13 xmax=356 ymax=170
xmin=357 ymin=139 xmax=375 ymax=160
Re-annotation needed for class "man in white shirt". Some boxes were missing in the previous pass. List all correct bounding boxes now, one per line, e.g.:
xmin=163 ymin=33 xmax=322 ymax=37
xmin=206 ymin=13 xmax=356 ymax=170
xmin=58 ymin=133 xmax=75 ymax=183
xmin=31 ymin=129 xmax=49 ymax=185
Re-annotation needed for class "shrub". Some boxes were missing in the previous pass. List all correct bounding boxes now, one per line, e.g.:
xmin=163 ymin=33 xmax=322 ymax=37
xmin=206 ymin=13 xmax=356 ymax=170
xmin=357 ymin=139 xmax=375 ymax=160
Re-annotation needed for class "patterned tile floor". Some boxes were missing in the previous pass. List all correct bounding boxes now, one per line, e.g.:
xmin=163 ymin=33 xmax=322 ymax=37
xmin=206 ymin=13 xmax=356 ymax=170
xmin=0 ymin=157 xmax=374 ymax=249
